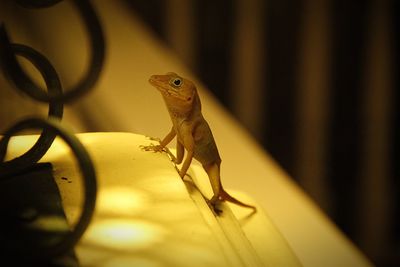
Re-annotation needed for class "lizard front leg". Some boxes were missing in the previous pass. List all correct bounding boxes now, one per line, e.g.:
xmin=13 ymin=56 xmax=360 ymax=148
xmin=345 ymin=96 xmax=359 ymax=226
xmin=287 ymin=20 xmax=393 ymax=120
xmin=142 ymin=127 xmax=176 ymax=153
xmin=159 ymin=128 xmax=177 ymax=148
xmin=175 ymin=141 xmax=184 ymax=164
xmin=177 ymin=134 xmax=194 ymax=178
xmin=179 ymin=150 xmax=193 ymax=178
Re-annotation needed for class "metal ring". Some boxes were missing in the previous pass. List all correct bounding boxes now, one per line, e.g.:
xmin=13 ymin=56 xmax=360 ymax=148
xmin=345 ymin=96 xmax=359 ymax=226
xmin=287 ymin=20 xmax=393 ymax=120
xmin=0 ymin=117 xmax=97 ymax=260
xmin=0 ymin=44 xmax=63 ymax=177
xmin=0 ymin=0 xmax=105 ymax=103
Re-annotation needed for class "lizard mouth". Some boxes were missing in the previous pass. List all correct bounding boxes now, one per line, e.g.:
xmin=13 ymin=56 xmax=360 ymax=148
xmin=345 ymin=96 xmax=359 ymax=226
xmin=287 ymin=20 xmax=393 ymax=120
xmin=149 ymin=76 xmax=169 ymax=92
xmin=149 ymin=80 xmax=171 ymax=95
xmin=148 ymin=76 xmax=160 ymax=87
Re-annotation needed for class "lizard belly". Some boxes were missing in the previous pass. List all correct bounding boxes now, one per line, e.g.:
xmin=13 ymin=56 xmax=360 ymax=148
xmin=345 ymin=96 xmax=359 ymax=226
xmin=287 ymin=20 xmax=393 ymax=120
xmin=193 ymin=139 xmax=220 ymax=166
xmin=175 ymin=119 xmax=221 ymax=166
xmin=192 ymin=121 xmax=221 ymax=166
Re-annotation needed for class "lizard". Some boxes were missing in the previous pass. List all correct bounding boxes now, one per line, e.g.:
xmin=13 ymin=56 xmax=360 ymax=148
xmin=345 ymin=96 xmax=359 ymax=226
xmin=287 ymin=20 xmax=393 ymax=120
xmin=142 ymin=72 xmax=256 ymax=214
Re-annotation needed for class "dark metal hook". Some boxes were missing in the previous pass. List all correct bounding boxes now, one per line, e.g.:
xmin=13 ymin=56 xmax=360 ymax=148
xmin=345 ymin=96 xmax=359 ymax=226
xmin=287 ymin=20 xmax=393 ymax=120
xmin=0 ymin=0 xmax=101 ymax=260
xmin=0 ymin=0 xmax=105 ymax=103
xmin=0 ymin=117 xmax=97 ymax=260
xmin=0 ymin=44 xmax=63 ymax=177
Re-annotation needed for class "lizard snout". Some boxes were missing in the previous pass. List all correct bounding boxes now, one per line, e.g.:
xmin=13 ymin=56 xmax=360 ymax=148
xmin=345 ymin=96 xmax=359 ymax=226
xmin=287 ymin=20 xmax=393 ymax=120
xmin=149 ymin=75 xmax=160 ymax=87
xmin=148 ymin=75 xmax=157 ymax=83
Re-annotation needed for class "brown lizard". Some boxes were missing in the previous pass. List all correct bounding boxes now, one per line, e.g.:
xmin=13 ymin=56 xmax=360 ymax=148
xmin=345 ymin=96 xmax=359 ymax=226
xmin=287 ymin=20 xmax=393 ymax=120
xmin=143 ymin=72 xmax=256 ymax=213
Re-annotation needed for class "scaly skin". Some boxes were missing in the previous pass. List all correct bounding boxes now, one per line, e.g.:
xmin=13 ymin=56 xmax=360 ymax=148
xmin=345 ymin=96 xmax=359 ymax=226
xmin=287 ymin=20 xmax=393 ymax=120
xmin=143 ymin=72 xmax=256 ymax=214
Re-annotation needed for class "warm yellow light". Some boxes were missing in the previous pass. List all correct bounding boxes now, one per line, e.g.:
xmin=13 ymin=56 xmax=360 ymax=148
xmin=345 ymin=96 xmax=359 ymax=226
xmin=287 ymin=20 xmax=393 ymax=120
xmin=85 ymin=219 xmax=167 ymax=251
xmin=103 ymin=256 xmax=162 ymax=267
xmin=97 ymin=187 xmax=150 ymax=216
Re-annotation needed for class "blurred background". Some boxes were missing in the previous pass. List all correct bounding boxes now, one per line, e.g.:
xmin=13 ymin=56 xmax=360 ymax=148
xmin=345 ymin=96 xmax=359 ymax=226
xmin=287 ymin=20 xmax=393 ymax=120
xmin=126 ymin=0 xmax=399 ymax=265
xmin=0 ymin=0 xmax=398 ymax=266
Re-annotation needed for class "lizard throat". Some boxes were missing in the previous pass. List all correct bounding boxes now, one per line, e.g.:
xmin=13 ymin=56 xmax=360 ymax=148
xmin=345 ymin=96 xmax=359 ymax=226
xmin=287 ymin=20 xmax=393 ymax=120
xmin=163 ymin=95 xmax=200 ymax=120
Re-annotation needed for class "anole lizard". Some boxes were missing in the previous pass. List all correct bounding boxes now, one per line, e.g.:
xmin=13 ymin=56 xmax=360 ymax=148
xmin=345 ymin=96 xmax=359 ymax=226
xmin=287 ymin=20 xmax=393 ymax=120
xmin=143 ymin=72 xmax=256 ymax=213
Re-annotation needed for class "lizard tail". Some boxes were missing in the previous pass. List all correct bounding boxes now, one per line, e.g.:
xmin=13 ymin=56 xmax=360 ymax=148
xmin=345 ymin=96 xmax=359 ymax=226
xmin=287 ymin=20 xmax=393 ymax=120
xmin=220 ymin=189 xmax=257 ymax=211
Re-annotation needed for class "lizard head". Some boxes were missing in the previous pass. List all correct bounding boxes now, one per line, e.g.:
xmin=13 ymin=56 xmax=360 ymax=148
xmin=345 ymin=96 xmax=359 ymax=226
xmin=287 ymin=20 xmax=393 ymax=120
xmin=149 ymin=72 xmax=196 ymax=107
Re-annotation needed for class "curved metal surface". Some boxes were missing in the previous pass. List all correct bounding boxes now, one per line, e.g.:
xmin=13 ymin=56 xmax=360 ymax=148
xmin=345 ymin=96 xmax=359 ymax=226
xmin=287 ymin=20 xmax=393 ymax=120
xmin=0 ymin=117 xmax=97 ymax=260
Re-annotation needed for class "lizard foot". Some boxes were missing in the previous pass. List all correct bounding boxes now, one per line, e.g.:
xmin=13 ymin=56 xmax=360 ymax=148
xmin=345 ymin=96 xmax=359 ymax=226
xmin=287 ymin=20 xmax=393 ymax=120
xmin=212 ymin=204 xmax=223 ymax=215
xmin=140 ymin=143 xmax=164 ymax=153
xmin=141 ymin=144 xmax=178 ymax=167
xmin=208 ymin=197 xmax=223 ymax=216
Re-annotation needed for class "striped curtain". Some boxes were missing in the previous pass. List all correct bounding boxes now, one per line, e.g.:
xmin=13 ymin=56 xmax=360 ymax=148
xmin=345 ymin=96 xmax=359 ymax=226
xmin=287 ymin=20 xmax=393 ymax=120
xmin=127 ymin=0 xmax=399 ymax=265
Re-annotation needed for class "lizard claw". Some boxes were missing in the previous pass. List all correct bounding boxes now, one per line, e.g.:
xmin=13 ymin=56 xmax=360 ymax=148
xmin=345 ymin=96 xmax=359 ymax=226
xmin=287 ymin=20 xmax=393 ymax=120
xmin=140 ymin=143 xmax=164 ymax=153
xmin=141 ymin=143 xmax=179 ymax=166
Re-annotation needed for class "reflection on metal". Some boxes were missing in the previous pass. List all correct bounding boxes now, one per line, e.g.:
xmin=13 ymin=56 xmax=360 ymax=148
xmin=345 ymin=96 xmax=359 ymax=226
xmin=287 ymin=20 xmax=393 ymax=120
xmin=0 ymin=0 xmax=104 ymax=263
xmin=97 ymin=187 xmax=150 ymax=216
xmin=85 ymin=219 xmax=167 ymax=251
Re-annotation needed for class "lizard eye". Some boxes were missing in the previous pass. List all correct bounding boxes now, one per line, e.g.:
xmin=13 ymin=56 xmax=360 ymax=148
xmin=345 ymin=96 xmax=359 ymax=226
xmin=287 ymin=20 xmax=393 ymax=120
xmin=171 ymin=77 xmax=183 ymax=88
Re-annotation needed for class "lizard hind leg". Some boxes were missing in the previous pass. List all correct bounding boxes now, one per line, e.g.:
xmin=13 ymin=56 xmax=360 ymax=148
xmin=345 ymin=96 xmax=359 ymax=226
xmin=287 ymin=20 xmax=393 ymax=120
xmin=203 ymin=163 xmax=223 ymax=207
xmin=204 ymin=163 xmax=257 ymax=212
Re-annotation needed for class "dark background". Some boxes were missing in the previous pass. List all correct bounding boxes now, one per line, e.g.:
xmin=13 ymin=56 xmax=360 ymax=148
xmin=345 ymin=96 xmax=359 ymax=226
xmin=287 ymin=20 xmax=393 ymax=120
xmin=126 ymin=0 xmax=399 ymax=266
